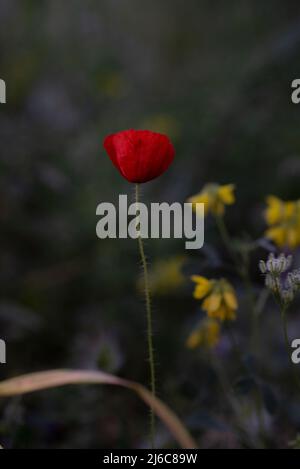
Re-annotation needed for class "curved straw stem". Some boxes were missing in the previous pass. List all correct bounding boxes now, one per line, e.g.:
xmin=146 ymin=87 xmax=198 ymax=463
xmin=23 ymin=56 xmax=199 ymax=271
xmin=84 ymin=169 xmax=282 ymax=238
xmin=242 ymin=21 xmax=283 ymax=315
xmin=0 ymin=369 xmax=197 ymax=448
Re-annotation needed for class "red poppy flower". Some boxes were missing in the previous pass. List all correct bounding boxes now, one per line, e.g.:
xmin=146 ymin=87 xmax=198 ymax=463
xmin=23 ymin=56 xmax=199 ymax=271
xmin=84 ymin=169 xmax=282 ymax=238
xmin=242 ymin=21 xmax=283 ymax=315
xmin=103 ymin=129 xmax=175 ymax=183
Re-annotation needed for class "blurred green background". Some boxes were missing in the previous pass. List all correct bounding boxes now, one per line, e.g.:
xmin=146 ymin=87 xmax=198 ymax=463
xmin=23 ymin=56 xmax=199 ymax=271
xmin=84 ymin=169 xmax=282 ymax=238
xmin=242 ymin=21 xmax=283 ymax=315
xmin=1 ymin=0 xmax=300 ymax=448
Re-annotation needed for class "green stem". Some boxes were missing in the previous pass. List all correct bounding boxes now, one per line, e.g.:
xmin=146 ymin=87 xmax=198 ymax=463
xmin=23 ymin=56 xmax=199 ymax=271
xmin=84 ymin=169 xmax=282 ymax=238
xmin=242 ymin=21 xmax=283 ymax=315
xmin=215 ymin=215 xmax=258 ymax=351
xmin=209 ymin=351 xmax=261 ymax=448
xmin=225 ymin=322 xmax=266 ymax=445
xmin=249 ymin=288 xmax=270 ymax=360
xmin=135 ymin=183 xmax=156 ymax=448
xmin=215 ymin=214 xmax=238 ymax=265
xmin=215 ymin=215 xmax=266 ymax=441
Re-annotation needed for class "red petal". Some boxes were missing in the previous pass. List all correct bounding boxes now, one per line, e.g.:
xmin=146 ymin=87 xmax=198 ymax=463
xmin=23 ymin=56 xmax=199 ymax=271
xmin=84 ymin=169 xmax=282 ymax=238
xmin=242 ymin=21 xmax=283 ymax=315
xmin=103 ymin=129 xmax=175 ymax=183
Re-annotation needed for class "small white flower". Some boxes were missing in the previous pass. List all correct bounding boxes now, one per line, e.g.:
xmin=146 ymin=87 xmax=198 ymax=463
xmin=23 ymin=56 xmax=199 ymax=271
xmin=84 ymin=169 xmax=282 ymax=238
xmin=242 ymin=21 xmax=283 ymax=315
xmin=265 ymin=253 xmax=292 ymax=275
xmin=265 ymin=273 xmax=280 ymax=292
xmin=287 ymin=269 xmax=300 ymax=293
xmin=259 ymin=253 xmax=298 ymax=306
xmin=259 ymin=260 xmax=267 ymax=274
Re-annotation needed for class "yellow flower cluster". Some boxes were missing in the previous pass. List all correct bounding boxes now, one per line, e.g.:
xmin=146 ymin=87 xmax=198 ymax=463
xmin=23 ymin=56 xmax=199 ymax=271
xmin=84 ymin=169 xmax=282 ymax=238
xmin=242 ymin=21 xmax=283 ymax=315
xmin=186 ymin=276 xmax=238 ymax=350
xmin=265 ymin=196 xmax=300 ymax=249
xmin=191 ymin=276 xmax=238 ymax=321
xmin=187 ymin=183 xmax=235 ymax=216
xmin=185 ymin=182 xmax=300 ymax=353
xmin=186 ymin=318 xmax=220 ymax=349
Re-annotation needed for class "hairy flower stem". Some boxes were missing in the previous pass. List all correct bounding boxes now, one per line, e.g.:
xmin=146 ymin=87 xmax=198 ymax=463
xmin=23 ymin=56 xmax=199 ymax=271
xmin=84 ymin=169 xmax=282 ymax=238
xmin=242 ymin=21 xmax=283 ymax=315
xmin=135 ymin=183 xmax=156 ymax=448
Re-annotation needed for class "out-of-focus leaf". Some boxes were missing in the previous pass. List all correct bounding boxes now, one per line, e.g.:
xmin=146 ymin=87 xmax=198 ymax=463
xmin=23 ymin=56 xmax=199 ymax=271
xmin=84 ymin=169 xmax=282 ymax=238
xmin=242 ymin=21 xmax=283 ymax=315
xmin=255 ymin=238 xmax=277 ymax=252
xmin=233 ymin=376 xmax=257 ymax=396
xmin=0 ymin=369 xmax=197 ymax=449
xmin=202 ymin=244 xmax=223 ymax=268
xmin=232 ymin=238 xmax=256 ymax=254
xmin=289 ymin=434 xmax=300 ymax=449
xmin=188 ymin=411 xmax=230 ymax=432
xmin=242 ymin=354 xmax=259 ymax=375
xmin=261 ymin=384 xmax=278 ymax=415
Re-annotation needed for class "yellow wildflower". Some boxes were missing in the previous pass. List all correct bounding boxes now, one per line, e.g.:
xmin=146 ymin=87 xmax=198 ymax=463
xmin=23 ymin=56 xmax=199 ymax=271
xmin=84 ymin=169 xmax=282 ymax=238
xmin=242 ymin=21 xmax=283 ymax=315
xmin=265 ymin=196 xmax=285 ymax=225
xmin=191 ymin=276 xmax=238 ymax=321
xmin=187 ymin=183 xmax=235 ymax=216
xmin=265 ymin=196 xmax=300 ymax=249
xmin=190 ymin=276 xmax=213 ymax=299
xmin=186 ymin=318 xmax=221 ymax=349
xmin=137 ymin=256 xmax=186 ymax=296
